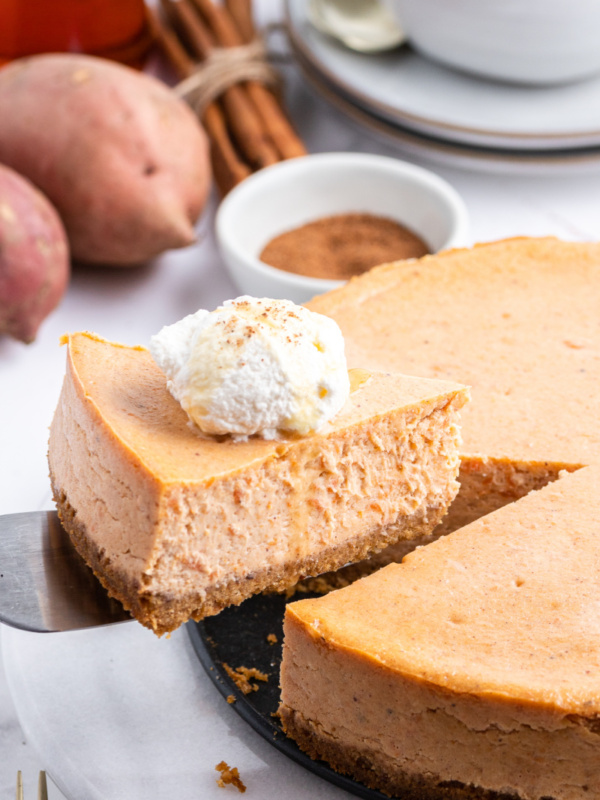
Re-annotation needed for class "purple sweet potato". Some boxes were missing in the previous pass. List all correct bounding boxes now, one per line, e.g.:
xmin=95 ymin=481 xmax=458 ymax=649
xmin=0 ymin=165 xmax=69 ymax=343
xmin=0 ymin=54 xmax=211 ymax=266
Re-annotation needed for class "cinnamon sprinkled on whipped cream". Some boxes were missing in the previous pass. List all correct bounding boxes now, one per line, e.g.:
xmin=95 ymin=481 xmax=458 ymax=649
xmin=149 ymin=296 xmax=350 ymax=439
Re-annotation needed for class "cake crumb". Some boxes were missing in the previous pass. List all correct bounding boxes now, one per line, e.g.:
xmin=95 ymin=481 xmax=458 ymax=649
xmin=223 ymin=663 xmax=268 ymax=694
xmin=226 ymin=694 xmax=236 ymax=704
xmin=267 ymin=633 xmax=278 ymax=645
xmin=215 ymin=761 xmax=246 ymax=793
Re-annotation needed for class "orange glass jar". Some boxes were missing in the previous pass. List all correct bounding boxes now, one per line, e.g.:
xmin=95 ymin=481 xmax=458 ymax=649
xmin=0 ymin=0 xmax=152 ymax=67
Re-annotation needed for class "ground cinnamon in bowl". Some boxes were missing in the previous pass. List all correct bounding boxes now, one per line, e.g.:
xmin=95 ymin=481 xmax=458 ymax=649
xmin=259 ymin=213 xmax=430 ymax=280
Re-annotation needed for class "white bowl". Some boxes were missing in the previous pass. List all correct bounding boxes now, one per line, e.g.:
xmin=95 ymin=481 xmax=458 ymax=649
xmin=215 ymin=152 xmax=469 ymax=304
xmin=387 ymin=0 xmax=600 ymax=85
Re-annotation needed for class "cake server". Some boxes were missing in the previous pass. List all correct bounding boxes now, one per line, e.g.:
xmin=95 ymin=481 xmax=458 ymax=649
xmin=0 ymin=510 xmax=132 ymax=633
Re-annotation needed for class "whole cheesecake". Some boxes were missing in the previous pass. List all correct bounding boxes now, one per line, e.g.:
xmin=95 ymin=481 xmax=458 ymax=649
xmin=48 ymin=332 xmax=468 ymax=634
xmin=280 ymin=237 xmax=600 ymax=798
xmin=280 ymin=466 xmax=600 ymax=800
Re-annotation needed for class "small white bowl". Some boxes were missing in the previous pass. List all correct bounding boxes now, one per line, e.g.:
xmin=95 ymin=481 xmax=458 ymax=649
xmin=215 ymin=152 xmax=469 ymax=304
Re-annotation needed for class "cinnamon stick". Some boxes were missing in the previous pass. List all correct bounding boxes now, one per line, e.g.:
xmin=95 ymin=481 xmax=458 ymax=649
xmin=190 ymin=0 xmax=235 ymax=46
xmin=148 ymin=8 xmax=251 ymax=194
xmin=225 ymin=0 xmax=255 ymax=44
xmin=205 ymin=103 xmax=252 ymax=192
xmin=160 ymin=0 xmax=212 ymax=60
xmin=148 ymin=5 xmax=195 ymax=77
xmin=190 ymin=0 xmax=306 ymax=159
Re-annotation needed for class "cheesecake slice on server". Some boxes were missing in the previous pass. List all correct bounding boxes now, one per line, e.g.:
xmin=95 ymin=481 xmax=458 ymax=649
xmin=48 ymin=301 xmax=468 ymax=635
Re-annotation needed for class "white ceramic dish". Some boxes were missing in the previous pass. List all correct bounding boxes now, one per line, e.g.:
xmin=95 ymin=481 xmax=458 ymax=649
xmin=215 ymin=152 xmax=469 ymax=304
xmin=295 ymin=50 xmax=600 ymax=177
xmin=286 ymin=0 xmax=600 ymax=151
xmin=389 ymin=0 xmax=600 ymax=85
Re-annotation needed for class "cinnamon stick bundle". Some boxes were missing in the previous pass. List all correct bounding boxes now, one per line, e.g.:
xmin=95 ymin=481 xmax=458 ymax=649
xmin=163 ymin=0 xmax=280 ymax=170
xmin=190 ymin=0 xmax=306 ymax=159
xmin=151 ymin=0 xmax=307 ymax=195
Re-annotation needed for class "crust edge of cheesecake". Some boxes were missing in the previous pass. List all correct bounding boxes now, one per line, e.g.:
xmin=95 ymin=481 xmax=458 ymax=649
xmin=278 ymin=705 xmax=521 ymax=800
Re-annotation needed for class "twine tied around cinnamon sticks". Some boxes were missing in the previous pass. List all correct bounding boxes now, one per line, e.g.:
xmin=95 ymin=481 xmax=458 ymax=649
xmin=174 ymin=36 xmax=280 ymax=117
xmin=148 ymin=0 xmax=306 ymax=196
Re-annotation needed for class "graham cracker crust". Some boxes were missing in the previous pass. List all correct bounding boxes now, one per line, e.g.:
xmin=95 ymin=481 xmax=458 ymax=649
xmin=278 ymin=706 xmax=526 ymax=800
xmin=51 ymin=476 xmax=449 ymax=635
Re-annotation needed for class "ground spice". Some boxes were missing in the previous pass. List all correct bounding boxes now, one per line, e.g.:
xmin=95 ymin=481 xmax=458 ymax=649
xmin=259 ymin=212 xmax=430 ymax=280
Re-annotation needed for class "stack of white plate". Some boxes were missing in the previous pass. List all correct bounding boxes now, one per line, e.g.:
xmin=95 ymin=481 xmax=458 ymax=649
xmin=286 ymin=0 xmax=600 ymax=174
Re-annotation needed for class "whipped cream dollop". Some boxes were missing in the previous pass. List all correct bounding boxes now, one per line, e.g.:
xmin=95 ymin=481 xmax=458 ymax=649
xmin=149 ymin=296 xmax=350 ymax=439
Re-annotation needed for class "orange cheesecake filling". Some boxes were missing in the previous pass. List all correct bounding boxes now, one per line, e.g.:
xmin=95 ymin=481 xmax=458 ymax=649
xmin=48 ymin=332 xmax=468 ymax=634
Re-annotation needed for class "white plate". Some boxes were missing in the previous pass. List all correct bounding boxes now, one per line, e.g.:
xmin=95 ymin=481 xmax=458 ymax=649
xmin=295 ymin=49 xmax=600 ymax=176
xmin=286 ymin=0 xmax=600 ymax=151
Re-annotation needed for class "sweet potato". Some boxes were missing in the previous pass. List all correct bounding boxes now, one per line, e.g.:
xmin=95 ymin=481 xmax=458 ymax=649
xmin=0 ymin=165 xmax=69 ymax=343
xmin=0 ymin=54 xmax=211 ymax=266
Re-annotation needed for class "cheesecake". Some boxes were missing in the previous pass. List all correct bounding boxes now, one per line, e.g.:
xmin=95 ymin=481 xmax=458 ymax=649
xmin=280 ymin=465 xmax=600 ymax=800
xmin=48 ymin=332 xmax=468 ymax=634
xmin=280 ymin=238 xmax=600 ymax=798
xmin=308 ymin=237 xmax=600 ymax=564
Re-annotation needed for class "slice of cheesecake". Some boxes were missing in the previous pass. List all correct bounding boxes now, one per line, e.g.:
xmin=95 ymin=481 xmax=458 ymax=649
xmin=48 ymin=332 xmax=468 ymax=634
xmin=280 ymin=465 xmax=600 ymax=800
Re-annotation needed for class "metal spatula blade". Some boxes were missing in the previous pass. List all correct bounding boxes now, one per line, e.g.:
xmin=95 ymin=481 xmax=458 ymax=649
xmin=0 ymin=511 xmax=132 ymax=633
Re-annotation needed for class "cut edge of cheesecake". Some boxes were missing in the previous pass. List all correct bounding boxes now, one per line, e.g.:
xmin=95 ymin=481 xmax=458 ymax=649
xmin=295 ymin=454 xmax=582 ymax=595
xmin=48 ymin=331 xmax=469 ymax=634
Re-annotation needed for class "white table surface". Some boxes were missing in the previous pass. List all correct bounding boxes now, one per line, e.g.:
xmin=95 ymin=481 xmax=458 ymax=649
xmin=2 ymin=3 xmax=600 ymax=797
